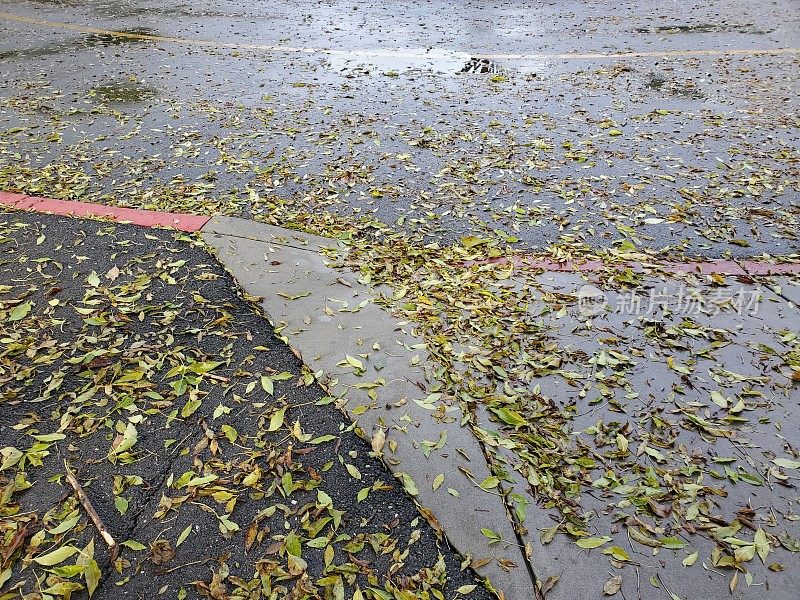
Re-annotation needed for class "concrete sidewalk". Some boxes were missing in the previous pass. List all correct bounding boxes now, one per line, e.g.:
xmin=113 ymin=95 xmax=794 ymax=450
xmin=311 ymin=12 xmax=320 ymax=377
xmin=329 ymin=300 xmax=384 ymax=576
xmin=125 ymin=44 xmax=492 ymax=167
xmin=201 ymin=216 xmax=536 ymax=598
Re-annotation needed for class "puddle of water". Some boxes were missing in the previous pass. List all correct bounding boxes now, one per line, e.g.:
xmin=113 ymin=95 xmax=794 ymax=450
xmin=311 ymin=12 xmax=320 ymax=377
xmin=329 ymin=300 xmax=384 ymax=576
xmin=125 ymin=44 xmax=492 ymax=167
xmin=0 ymin=44 xmax=66 ymax=60
xmin=90 ymin=81 xmax=158 ymax=103
xmin=459 ymin=57 xmax=504 ymax=74
xmin=16 ymin=0 xmax=261 ymax=19
xmin=644 ymin=73 xmax=705 ymax=99
xmin=325 ymin=47 xmax=473 ymax=75
xmin=323 ymin=48 xmax=519 ymax=77
xmin=82 ymin=27 xmax=160 ymax=48
xmin=0 ymin=27 xmax=158 ymax=61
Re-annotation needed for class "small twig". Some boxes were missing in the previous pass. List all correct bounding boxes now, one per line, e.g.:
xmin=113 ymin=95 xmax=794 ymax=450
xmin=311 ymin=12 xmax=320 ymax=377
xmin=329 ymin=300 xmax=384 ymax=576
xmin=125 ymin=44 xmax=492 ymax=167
xmin=154 ymin=557 xmax=214 ymax=575
xmin=203 ymin=372 xmax=230 ymax=383
xmin=64 ymin=461 xmax=119 ymax=561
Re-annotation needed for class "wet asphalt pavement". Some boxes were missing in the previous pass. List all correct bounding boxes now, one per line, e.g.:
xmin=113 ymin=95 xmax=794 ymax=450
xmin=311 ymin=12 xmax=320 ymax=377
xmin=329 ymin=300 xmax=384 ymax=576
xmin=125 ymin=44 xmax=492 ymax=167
xmin=0 ymin=0 xmax=798 ymax=258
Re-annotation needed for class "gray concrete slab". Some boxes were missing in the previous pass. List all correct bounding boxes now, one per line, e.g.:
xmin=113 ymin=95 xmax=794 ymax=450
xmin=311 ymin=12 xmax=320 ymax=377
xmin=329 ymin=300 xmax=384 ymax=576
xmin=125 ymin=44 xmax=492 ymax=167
xmin=763 ymin=276 xmax=800 ymax=309
xmin=201 ymin=216 xmax=536 ymax=598
xmin=202 ymin=214 xmax=337 ymax=251
xmin=496 ymin=271 xmax=800 ymax=599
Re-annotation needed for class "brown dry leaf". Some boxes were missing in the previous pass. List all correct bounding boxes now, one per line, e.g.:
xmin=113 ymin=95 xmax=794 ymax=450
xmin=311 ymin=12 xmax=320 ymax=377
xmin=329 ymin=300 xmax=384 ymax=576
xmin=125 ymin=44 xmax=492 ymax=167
xmin=603 ymin=575 xmax=622 ymax=596
xmin=648 ymin=500 xmax=671 ymax=518
xmin=371 ymin=428 xmax=386 ymax=454
xmin=729 ymin=571 xmax=739 ymax=593
xmin=149 ymin=539 xmax=175 ymax=565
xmin=105 ymin=265 xmax=120 ymax=281
xmin=541 ymin=574 xmax=560 ymax=596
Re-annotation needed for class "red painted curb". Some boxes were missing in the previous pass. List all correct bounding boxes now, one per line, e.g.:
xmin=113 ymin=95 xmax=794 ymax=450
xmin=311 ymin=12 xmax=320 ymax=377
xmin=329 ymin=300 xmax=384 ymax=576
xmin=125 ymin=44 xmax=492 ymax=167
xmin=739 ymin=261 xmax=800 ymax=276
xmin=0 ymin=192 xmax=210 ymax=232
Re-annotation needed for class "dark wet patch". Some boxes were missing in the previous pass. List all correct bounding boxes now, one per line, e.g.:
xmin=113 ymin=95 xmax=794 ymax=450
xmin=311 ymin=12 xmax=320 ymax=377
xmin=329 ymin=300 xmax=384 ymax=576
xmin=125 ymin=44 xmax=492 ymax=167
xmin=0 ymin=27 xmax=158 ymax=61
xmin=81 ymin=27 xmax=160 ymax=48
xmin=89 ymin=81 xmax=158 ymax=103
xmin=635 ymin=23 xmax=773 ymax=35
xmin=460 ymin=57 xmax=503 ymax=74
xmin=17 ymin=0 xmax=239 ymax=19
xmin=0 ymin=44 xmax=66 ymax=60
xmin=644 ymin=72 xmax=705 ymax=99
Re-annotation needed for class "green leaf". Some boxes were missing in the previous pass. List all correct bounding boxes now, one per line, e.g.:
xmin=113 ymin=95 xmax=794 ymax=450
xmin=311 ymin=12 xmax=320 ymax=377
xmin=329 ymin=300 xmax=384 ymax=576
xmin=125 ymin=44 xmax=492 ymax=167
xmin=121 ymin=540 xmax=147 ymax=551
xmin=9 ymin=301 xmax=32 ymax=321
xmin=479 ymin=476 xmax=500 ymax=490
xmin=87 ymin=271 xmax=100 ymax=287
xmin=754 ymin=529 xmax=770 ymax=563
xmin=317 ymin=490 xmax=333 ymax=508
xmin=33 ymin=545 xmax=78 ymax=566
xmin=575 ymin=536 xmax=611 ymax=549
xmin=772 ymin=457 xmax=800 ymax=470
xmin=213 ymin=403 xmax=230 ymax=419
xmin=481 ymin=528 xmax=501 ymax=543
xmin=493 ymin=407 xmax=527 ymax=428
xmin=176 ymin=525 xmax=192 ymax=547
xmin=267 ymin=406 xmax=287 ymax=431
xmin=307 ymin=536 xmax=329 ymax=548
xmin=76 ymin=539 xmax=100 ymax=597
xmin=737 ymin=471 xmax=763 ymax=486
xmin=660 ymin=536 xmax=687 ymax=550
xmin=114 ymin=496 xmax=128 ymax=515
xmin=400 ymin=472 xmax=418 ymax=496
xmin=540 ymin=525 xmax=558 ymax=545
xmin=710 ymin=391 xmax=729 ymax=408
xmin=189 ymin=360 xmax=222 ymax=374
xmin=48 ymin=510 xmax=80 ymax=534
xmin=345 ymin=355 xmax=364 ymax=370
xmin=33 ymin=432 xmax=66 ymax=443
xmin=778 ymin=532 xmax=800 ymax=552
xmin=110 ymin=422 xmax=138 ymax=456
xmin=221 ymin=424 xmax=237 ymax=443
xmin=185 ymin=474 xmax=217 ymax=488
xmin=602 ymin=546 xmax=630 ymax=561
xmin=181 ymin=396 xmax=202 ymax=418
xmin=85 ymin=557 xmax=101 ymax=596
